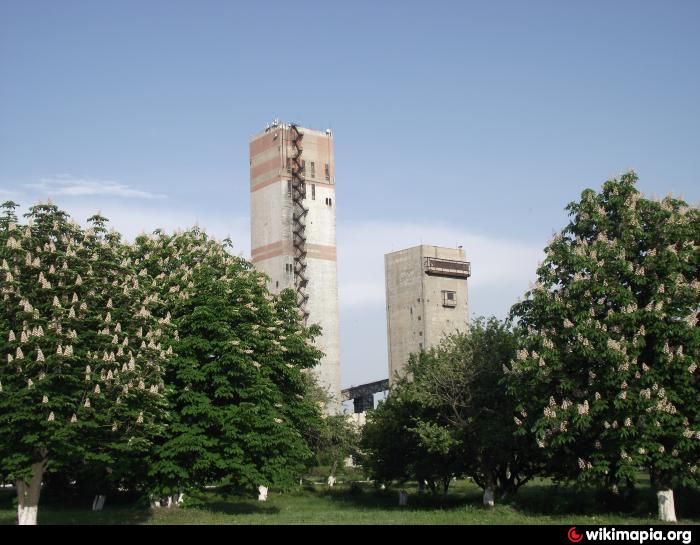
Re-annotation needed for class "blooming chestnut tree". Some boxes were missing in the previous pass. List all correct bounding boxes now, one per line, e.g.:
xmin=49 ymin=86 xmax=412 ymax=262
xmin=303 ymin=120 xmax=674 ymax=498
xmin=0 ymin=202 xmax=168 ymax=524
xmin=508 ymin=173 xmax=699 ymax=521
xmin=130 ymin=228 xmax=326 ymax=500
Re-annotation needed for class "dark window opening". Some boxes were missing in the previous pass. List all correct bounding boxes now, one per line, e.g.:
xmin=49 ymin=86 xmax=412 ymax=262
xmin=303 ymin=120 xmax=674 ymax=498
xmin=312 ymin=184 xmax=316 ymax=200
xmin=442 ymin=290 xmax=457 ymax=307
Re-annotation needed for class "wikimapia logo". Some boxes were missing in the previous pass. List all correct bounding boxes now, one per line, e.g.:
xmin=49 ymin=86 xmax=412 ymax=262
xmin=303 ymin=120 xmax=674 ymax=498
xmin=567 ymin=527 xmax=693 ymax=544
xmin=569 ymin=528 xmax=584 ymax=542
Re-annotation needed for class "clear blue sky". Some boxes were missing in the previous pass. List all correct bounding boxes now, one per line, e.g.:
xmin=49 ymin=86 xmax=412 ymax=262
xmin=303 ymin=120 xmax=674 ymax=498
xmin=1 ymin=0 xmax=698 ymax=387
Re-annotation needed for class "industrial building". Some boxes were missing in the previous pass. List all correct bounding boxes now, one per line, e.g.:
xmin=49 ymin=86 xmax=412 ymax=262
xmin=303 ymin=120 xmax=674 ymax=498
xmin=385 ymin=245 xmax=471 ymax=382
xmin=249 ymin=120 xmax=341 ymax=405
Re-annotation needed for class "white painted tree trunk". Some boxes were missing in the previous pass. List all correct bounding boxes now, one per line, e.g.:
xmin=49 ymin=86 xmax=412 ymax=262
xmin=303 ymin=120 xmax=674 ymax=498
xmin=483 ymin=486 xmax=495 ymax=508
xmin=16 ymin=460 xmax=45 ymax=525
xmin=17 ymin=505 xmax=38 ymax=525
xmin=398 ymin=490 xmax=408 ymax=506
xmin=657 ymin=489 xmax=677 ymax=522
xmin=92 ymin=495 xmax=106 ymax=511
xmin=327 ymin=475 xmax=336 ymax=487
xmin=258 ymin=485 xmax=268 ymax=501
xmin=176 ymin=491 xmax=185 ymax=506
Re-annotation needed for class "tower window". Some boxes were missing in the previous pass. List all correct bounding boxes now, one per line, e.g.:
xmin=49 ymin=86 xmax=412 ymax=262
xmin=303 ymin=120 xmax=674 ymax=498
xmin=325 ymin=163 xmax=330 ymax=180
xmin=287 ymin=180 xmax=291 ymax=197
xmin=442 ymin=290 xmax=457 ymax=307
xmin=286 ymin=158 xmax=291 ymax=172
xmin=309 ymin=162 xmax=315 ymax=178
xmin=312 ymin=184 xmax=316 ymax=200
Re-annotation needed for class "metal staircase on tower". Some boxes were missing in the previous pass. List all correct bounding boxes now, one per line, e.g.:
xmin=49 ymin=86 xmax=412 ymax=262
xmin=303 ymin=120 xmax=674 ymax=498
xmin=289 ymin=124 xmax=310 ymax=323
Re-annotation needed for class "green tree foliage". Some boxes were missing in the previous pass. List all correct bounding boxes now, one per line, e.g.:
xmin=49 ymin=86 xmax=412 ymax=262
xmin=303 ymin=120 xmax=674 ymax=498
xmin=0 ymin=202 xmax=167 ymax=524
xmin=130 ymin=228 xmax=326 ymax=497
xmin=413 ymin=318 xmax=541 ymax=503
xmin=362 ymin=319 xmax=541 ymax=500
xmin=315 ymin=413 xmax=360 ymax=478
xmin=508 ymin=172 xmax=699 ymax=519
xmin=303 ymin=381 xmax=360 ymax=479
xmin=361 ymin=358 xmax=465 ymax=495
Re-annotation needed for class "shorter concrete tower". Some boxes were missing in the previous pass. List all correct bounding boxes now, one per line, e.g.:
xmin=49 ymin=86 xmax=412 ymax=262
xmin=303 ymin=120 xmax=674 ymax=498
xmin=385 ymin=245 xmax=471 ymax=382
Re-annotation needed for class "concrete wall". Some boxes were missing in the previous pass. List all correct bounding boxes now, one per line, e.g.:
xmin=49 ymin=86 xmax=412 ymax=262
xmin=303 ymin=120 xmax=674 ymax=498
xmin=250 ymin=123 xmax=341 ymax=406
xmin=385 ymin=245 xmax=469 ymax=383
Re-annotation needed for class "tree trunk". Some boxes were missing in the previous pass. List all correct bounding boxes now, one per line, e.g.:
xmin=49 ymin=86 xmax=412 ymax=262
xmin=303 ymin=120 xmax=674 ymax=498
xmin=16 ymin=461 xmax=45 ymax=525
xmin=398 ymin=490 xmax=408 ymax=506
xmin=657 ymin=489 xmax=677 ymax=522
xmin=442 ymin=477 xmax=450 ymax=497
xmin=328 ymin=459 xmax=338 ymax=487
xmin=482 ymin=473 xmax=495 ymax=508
xmin=92 ymin=494 xmax=107 ymax=511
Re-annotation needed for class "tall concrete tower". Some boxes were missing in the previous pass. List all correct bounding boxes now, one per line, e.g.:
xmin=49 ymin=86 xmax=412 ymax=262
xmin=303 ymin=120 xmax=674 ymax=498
xmin=249 ymin=120 xmax=341 ymax=403
xmin=385 ymin=245 xmax=471 ymax=383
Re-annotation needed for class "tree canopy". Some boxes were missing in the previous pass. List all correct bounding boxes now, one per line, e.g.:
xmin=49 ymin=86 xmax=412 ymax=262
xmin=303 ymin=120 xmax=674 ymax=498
xmin=362 ymin=318 xmax=538 ymax=501
xmin=131 ymin=227 xmax=327 ymax=495
xmin=508 ymin=172 xmax=699 ymax=520
xmin=0 ymin=203 xmax=329 ymax=523
xmin=0 ymin=201 xmax=167 ymax=523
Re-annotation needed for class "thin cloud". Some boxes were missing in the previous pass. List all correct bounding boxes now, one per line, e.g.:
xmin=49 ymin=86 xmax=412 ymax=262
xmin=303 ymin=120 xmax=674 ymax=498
xmin=0 ymin=189 xmax=20 ymax=199
xmin=336 ymin=220 xmax=546 ymax=386
xmin=24 ymin=176 xmax=166 ymax=200
xmin=3 ymin=199 xmax=545 ymax=386
xmin=337 ymin=219 xmax=544 ymax=317
xmin=34 ymin=201 xmax=249 ymax=250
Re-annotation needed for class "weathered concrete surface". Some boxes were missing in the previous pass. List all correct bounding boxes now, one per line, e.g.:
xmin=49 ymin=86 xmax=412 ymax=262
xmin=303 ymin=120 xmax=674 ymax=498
xmin=385 ymin=245 xmax=470 ymax=382
xmin=250 ymin=123 xmax=341 ymax=408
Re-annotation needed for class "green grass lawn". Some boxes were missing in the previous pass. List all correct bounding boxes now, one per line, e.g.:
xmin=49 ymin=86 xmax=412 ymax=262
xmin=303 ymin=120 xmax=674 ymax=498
xmin=1 ymin=475 xmax=698 ymax=525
